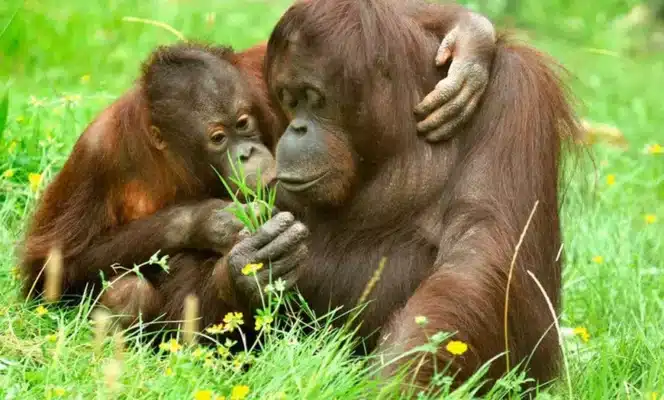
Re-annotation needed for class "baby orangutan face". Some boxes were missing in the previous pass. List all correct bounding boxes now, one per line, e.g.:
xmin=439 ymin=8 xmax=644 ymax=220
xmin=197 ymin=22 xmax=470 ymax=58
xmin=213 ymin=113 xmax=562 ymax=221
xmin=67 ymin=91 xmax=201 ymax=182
xmin=144 ymin=49 xmax=276 ymax=197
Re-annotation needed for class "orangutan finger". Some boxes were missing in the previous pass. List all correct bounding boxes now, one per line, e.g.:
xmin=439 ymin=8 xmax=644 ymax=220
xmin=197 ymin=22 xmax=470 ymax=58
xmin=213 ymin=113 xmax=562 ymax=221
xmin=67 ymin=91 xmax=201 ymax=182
xmin=436 ymin=26 xmax=459 ymax=66
xmin=425 ymin=90 xmax=484 ymax=142
xmin=414 ymin=74 xmax=465 ymax=121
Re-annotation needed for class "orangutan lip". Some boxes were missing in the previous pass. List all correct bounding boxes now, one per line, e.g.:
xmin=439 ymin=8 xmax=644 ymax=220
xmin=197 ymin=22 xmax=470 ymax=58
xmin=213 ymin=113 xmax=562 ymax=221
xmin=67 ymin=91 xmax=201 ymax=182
xmin=277 ymin=172 xmax=328 ymax=192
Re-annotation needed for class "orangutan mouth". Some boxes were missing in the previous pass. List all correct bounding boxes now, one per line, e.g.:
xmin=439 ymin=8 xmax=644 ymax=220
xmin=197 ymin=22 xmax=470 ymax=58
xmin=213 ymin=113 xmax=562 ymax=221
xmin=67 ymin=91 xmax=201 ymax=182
xmin=276 ymin=171 xmax=329 ymax=192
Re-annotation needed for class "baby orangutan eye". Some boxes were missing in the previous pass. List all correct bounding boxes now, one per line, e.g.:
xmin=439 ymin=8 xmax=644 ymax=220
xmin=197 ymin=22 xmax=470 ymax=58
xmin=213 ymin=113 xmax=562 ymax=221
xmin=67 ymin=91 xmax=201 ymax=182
xmin=210 ymin=130 xmax=226 ymax=144
xmin=281 ymin=89 xmax=297 ymax=110
xmin=306 ymin=88 xmax=324 ymax=109
xmin=235 ymin=114 xmax=256 ymax=133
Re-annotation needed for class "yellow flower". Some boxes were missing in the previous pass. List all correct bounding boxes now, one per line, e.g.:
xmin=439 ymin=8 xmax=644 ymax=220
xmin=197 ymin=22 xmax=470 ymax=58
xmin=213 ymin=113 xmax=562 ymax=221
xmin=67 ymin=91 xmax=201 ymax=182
xmin=206 ymin=323 xmax=225 ymax=335
xmin=606 ymin=174 xmax=615 ymax=186
xmin=159 ymin=338 xmax=182 ymax=353
xmin=63 ymin=94 xmax=82 ymax=104
xmin=592 ymin=255 xmax=603 ymax=264
xmin=193 ymin=347 xmax=212 ymax=360
xmin=241 ymin=263 xmax=264 ymax=276
xmin=415 ymin=315 xmax=428 ymax=326
xmin=230 ymin=385 xmax=250 ymax=400
xmin=53 ymin=387 xmax=66 ymax=396
xmin=80 ymin=75 xmax=91 ymax=84
xmin=46 ymin=334 xmax=58 ymax=343
xmin=573 ymin=327 xmax=590 ymax=342
xmin=2 ymin=169 xmax=14 ymax=178
xmin=36 ymin=305 xmax=48 ymax=316
xmin=217 ymin=346 xmax=229 ymax=357
xmin=232 ymin=358 xmax=243 ymax=371
xmin=194 ymin=390 xmax=214 ymax=400
xmin=8 ymin=141 xmax=17 ymax=153
xmin=645 ymin=214 xmax=657 ymax=224
xmin=223 ymin=312 xmax=244 ymax=333
xmin=649 ymin=392 xmax=659 ymax=400
xmin=203 ymin=357 xmax=214 ymax=368
xmin=29 ymin=173 xmax=42 ymax=193
xmin=445 ymin=340 xmax=468 ymax=356
xmin=165 ymin=367 xmax=174 ymax=377
xmin=192 ymin=347 xmax=206 ymax=359
xmin=15 ymin=115 xmax=25 ymax=123
xmin=255 ymin=314 xmax=274 ymax=331
xmin=646 ymin=143 xmax=663 ymax=154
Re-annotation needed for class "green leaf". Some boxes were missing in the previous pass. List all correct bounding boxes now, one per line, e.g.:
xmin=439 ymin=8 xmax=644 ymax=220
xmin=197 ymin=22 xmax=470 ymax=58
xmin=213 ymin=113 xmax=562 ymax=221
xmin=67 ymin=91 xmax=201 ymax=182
xmin=0 ymin=90 xmax=8 ymax=139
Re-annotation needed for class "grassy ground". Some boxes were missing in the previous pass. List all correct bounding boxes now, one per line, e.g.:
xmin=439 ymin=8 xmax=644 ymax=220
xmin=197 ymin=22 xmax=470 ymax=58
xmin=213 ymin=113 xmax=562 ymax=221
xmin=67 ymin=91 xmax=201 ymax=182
xmin=1 ymin=0 xmax=663 ymax=398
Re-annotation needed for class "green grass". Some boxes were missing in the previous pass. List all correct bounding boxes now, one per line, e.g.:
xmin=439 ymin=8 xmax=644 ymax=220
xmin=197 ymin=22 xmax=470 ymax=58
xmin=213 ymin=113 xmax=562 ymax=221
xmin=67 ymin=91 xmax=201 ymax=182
xmin=1 ymin=0 xmax=664 ymax=398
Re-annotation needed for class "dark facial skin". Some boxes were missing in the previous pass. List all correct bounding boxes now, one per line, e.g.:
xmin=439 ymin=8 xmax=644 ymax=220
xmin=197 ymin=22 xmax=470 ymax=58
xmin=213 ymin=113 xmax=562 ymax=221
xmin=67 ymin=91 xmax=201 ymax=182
xmin=276 ymin=90 xmax=355 ymax=204
xmin=270 ymin=53 xmax=360 ymax=209
xmin=217 ymin=113 xmax=276 ymax=191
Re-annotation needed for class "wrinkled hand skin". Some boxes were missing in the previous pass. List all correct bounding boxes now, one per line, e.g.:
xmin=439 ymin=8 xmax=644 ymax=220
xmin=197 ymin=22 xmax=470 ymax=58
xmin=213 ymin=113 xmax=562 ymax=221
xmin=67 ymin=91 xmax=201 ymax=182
xmin=186 ymin=199 xmax=254 ymax=254
xmin=415 ymin=12 xmax=497 ymax=142
xmin=227 ymin=212 xmax=309 ymax=306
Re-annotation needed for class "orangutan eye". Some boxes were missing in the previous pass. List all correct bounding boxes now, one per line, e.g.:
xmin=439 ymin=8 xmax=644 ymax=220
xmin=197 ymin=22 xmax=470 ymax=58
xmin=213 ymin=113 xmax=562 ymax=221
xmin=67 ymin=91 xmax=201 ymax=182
xmin=210 ymin=130 xmax=226 ymax=145
xmin=235 ymin=114 xmax=256 ymax=133
xmin=306 ymin=88 xmax=324 ymax=109
xmin=281 ymin=89 xmax=298 ymax=110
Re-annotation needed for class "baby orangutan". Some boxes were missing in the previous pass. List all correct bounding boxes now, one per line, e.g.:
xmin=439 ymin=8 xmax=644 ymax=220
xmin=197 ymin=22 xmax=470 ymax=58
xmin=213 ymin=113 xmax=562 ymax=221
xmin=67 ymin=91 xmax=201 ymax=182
xmin=95 ymin=43 xmax=309 ymax=333
xmin=21 ymin=43 xmax=306 ymax=336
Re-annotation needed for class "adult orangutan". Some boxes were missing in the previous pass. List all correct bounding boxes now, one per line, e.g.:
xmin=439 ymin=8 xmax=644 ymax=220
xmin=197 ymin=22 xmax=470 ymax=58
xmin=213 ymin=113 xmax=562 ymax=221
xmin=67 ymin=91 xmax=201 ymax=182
xmin=19 ymin=4 xmax=499 ymax=332
xmin=223 ymin=0 xmax=580 ymax=392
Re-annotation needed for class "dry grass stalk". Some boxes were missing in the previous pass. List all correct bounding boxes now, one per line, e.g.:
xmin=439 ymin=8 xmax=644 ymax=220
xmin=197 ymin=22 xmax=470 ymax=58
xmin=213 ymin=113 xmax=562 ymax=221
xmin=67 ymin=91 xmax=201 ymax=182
xmin=182 ymin=294 xmax=200 ymax=346
xmin=112 ymin=330 xmax=125 ymax=361
xmin=356 ymin=257 xmax=387 ymax=307
xmin=91 ymin=308 xmax=111 ymax=357
xmin=44 ymin=246 xmax=63 ymax=303
xmin=103 ymin=358 xmax=123 ymax=393
xmin=504 ymin=200 xmax=539 ymax=372
xmin=579 ymin=119 xmax=628 ymax=149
